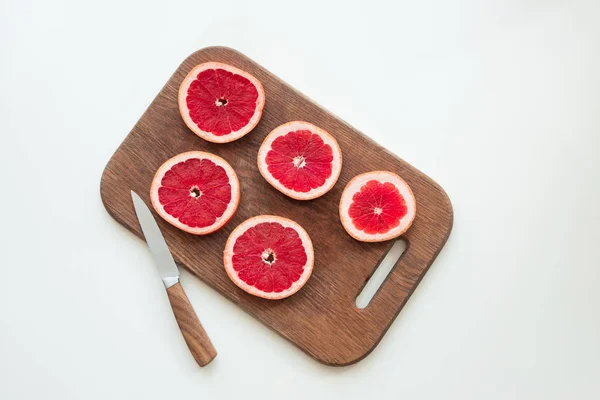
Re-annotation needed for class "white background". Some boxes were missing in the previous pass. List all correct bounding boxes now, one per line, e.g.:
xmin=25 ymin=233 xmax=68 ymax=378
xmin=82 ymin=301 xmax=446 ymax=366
xmin=1 ymin=1 xmax=599 ymax=398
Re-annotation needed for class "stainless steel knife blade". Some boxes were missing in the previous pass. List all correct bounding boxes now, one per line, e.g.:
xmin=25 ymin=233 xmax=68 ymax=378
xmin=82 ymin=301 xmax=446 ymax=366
xmin=131 ymin=191 xmax=179 ymax=288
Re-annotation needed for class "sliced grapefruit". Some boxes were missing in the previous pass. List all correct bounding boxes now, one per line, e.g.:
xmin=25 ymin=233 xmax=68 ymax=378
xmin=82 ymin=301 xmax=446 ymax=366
xmin=150 ymin=151 xmax=240 ymax=235
xmin=223 ymin=215 xmax=314 ymax=300
xmin=178 ymin=62 xmax=265 ymax=143
xmin=257 ymin=121 xmax=342 ymax=200
xmin=339 ymin=171 xmax=416 ymax=242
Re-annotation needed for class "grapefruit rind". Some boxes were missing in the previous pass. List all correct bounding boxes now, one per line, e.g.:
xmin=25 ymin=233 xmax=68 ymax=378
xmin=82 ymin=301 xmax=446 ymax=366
xmin=339 ymin=171 xmax=416 ymax=242
xmin=150 ymin=151 xmax=240 ymax=235
xmin=178 ymin=62 xmax=265 ymax=143
xmin=223 ymin=215 xmax=314 ymax=300
xmin=257 ymin=121 xmax=342 ymax=200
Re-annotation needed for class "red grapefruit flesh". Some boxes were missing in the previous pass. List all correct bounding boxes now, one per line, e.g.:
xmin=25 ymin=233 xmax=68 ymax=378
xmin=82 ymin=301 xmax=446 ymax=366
xmin=339 ymin=171 xmax=416 ymax=242
xmin=178 ymin=62 xmax=265 ymax=143
xmin=223 ymin=215 xmax=314 ymax=300
xmin=150 ymin=151 xmax=240 ymax=235
xmin=257 ymin=121 xmax=342 ymax=200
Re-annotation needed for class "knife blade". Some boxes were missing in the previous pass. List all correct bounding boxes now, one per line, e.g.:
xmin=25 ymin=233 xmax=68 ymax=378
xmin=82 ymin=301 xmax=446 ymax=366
xmin=131 ymin=191 xmax=217 ymax=367
xmin=131 ymin=191 xmax=180 ymax=288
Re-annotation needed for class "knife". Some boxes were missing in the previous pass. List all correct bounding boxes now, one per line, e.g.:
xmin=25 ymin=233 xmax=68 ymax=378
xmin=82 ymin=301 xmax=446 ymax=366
xmin=131 ymin=191 xmax=217 ymax=367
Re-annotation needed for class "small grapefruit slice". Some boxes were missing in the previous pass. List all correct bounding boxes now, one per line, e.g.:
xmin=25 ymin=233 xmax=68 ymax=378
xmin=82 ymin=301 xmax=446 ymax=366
xmin=223 ymin=215 xmax=314 ymax=300
xmin=150 ymin=151 xmax=240 ymax=235
xmin=339 ymin=171 xmax=416 ymax=242
xmin=257 ymin=121 xmax=342 ymax=200
xmin=178 ymin=62 xmax=265 ymax=143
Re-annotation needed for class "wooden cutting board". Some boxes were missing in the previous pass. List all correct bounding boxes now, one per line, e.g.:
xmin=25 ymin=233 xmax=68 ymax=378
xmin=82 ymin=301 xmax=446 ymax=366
xmin=100 ymin=47 xmax=453 ymax=366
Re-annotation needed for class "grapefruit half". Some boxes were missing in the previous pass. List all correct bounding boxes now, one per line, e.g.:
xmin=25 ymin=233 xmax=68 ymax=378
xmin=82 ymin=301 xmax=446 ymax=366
xmin=223 ymin=215 xmax=314 ymax=300
xmin=178 ymin=62 xmax=265 ymax=143
xmin=150 ymin=151 xmax=240 ymax=235
xmin=339 ymin=171 xmax=416 ymax=242
xmin=257 ymin=121 xmax=342 ymax=200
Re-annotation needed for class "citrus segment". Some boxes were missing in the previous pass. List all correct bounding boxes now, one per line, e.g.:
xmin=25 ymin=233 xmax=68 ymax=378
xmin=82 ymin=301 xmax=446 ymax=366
xmin=339 ymin=171 xmax=416 ymax=242
xmin=223 ymin=215 xmax=314 ymax=299
xmin=178 ymin=62 xmax=265 ymax=143
xmin=150 ymin=151 xmax=240 ymax=235
xmin=258 ymin=121 xmax=342 ymax=200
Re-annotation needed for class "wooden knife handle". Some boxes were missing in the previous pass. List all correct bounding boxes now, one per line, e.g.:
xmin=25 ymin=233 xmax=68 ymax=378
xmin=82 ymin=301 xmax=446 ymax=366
xmin=166 ymin=282 xmax=217 ymax=367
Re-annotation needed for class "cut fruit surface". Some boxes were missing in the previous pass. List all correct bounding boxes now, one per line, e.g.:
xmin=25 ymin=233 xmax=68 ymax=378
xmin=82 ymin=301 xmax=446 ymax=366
xmin=257 ymin=121 xmax=342 ymax=200
xmin=339 ymin=171 xmax=416 ymax=242
xmin=223 ymin=215 xmax=314 ymax=300
xmin=150 ymin=151 xmax=240 ymax=235
xmin=178 ymin=62 xmax=265 ymax=143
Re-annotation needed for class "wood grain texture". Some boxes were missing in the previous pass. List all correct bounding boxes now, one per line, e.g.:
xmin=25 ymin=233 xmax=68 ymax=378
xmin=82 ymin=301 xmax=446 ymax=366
xmin=100 ymin=46 xmax=453 ymax=366
xmin=166 ymin=282 xmax=217 ymax=367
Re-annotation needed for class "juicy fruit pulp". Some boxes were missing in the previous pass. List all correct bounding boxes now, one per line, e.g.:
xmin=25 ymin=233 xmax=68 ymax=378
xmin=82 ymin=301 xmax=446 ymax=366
xmin=187 ymin=69 xmax=257 ymax=135
xmin=159 ymin=159 xmax=231 ymax=228
xmin=258 ymin=121 xmax=342 ymax=200
xmin=150 ymin=152 xmax=239 ymax=235
xmin=179 ymin=62 xmax=265 ymax=143
xmin=266 ymin=130 xmax=333 ymax=192
xmin=233 ymin=222 xmax=306 ymax=292
xmin=339 ymin=171 xmax=416 ymax=242
xmin=348 ymin=180 xmax=408 ymax=234
xmin=224 ymin=216 xmax=314 ymax=299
